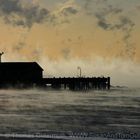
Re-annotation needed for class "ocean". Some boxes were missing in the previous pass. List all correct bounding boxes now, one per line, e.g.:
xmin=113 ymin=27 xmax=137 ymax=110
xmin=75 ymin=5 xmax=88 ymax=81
xmin=0 ymin=87 xmax=139 ymax=140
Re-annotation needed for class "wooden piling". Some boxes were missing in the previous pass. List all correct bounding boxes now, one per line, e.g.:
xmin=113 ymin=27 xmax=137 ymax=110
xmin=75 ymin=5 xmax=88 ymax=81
xmin=107 ymin=77 xmax=110 ymax=90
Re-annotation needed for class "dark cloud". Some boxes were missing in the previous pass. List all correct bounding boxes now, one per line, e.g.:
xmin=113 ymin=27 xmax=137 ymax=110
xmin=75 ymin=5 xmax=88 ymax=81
xmin=94 ymin=6 xmax=123 ymax=30
xmin=60 ymin=6 xmax=78 ymax=16
xmin=0 ymin=0 xmax=49 ymax=28
xmin=47 ymin=4 xmax=78 ymax=26
xmin=0 ymin=0 xmax=21 ymax=14
xmin=95 ymin=15 xmax=109 ymax=30
xmin=91 ymin=0 xmax=136 ymax=60
xmin=84 ymin=0 xmax=109 ymax=15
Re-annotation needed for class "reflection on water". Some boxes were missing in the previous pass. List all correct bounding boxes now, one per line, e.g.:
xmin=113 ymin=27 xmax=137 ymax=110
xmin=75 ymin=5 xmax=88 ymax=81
xmin=0 ymin=88 xmax=139 ymax=135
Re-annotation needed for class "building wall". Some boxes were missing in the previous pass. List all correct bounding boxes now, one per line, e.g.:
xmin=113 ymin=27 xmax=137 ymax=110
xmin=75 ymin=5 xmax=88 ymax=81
xmin=0 ymin=69 xmax=43 ymax=84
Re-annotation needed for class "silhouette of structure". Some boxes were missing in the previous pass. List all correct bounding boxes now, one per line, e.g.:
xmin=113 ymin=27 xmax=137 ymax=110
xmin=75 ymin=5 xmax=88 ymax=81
xmin=0 ymin=62 xmax=43 ymax=88
xmin=0 ymin=61 xmax=110 ymax=90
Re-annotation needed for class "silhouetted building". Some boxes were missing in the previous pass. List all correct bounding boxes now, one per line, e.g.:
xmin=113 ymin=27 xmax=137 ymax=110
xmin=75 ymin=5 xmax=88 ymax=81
xmin=0 ymin=62 xmax=43 ymax=87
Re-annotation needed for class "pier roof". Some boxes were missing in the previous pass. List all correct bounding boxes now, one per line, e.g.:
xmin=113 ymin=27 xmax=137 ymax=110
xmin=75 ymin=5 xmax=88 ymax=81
xmin=0 ymin=62 xmax=43 ymax=71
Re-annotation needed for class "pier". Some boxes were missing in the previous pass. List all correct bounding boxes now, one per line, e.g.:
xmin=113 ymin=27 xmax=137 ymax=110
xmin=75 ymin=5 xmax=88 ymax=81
xmin=0 ymin=61 xmax=111 ymax=90
xmin=41 ymin=77 xmax=110 ymax=90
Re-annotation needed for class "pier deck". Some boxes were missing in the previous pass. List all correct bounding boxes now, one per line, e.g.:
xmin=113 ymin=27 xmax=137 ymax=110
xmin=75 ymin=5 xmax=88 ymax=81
xmin=41 ymin=77 xmax=110 ymax=90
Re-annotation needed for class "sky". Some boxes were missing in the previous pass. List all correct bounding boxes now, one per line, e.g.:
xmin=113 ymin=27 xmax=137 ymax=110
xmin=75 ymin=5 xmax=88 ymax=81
xmin=0 ymin=0 xmax=140 ymax=87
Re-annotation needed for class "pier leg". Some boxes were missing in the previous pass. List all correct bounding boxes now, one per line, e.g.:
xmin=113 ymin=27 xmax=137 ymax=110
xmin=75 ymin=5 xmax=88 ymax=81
xmin=107 ymin=77 xmax=110 ymax=90
xmin=64 ymin=83 xmax=67 ymax=89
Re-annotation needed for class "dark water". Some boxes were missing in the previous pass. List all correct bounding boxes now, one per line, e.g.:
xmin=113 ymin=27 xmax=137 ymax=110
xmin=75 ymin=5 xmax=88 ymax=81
xmin=0 ymin=88 xmax=139 ymax=139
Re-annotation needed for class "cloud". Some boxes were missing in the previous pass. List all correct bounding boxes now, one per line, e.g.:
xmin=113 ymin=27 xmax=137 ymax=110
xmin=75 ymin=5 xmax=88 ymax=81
xmin=87 ymin=0 xmax=136 ymax=60
xmin=47 ymin=0 xmax=79 ymax=26
xmin=60 ymin=6 xmax=78 ymax=16
xmin=59 ymin=0 xmax=79 ymax=16
xmin=97 ymin=20 xmax=110 ymax=30
xmin=0 ymin=0 xmax=49 ymax=28
xmin=0 ymin=0 xmax=79 ymax=27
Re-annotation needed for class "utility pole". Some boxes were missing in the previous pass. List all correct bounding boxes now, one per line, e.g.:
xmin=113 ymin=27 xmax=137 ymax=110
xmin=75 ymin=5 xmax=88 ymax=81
xmin=0 ymin=52 xmax=4 ymax=63
xmin=77 ymin=66 xmax=82 ymax=77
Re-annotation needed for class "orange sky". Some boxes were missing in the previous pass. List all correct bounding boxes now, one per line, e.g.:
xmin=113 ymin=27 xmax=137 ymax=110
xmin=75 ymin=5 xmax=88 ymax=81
xmin=0 ymin=0 xmax=140 ymax=87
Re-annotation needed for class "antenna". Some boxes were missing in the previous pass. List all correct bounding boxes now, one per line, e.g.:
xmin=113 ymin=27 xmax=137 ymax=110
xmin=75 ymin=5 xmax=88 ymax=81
xmin=0 ymin=52 xmax=4 ymax=63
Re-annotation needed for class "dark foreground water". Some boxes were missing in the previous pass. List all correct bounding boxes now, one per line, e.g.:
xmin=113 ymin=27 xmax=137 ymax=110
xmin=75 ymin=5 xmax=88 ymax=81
xmin=0 ymin=88 xmax=139 ymax=140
